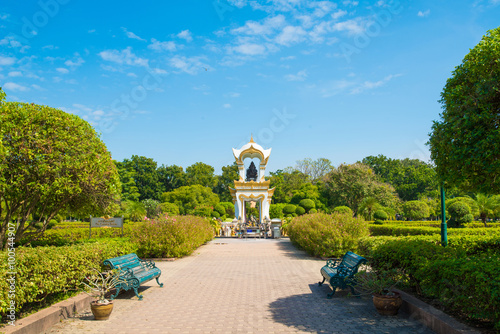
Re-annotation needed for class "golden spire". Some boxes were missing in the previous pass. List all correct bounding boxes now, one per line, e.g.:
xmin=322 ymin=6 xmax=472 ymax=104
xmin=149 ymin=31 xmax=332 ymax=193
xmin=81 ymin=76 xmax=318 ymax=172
xmin=250 ymin=134 xmax=255 ymax=143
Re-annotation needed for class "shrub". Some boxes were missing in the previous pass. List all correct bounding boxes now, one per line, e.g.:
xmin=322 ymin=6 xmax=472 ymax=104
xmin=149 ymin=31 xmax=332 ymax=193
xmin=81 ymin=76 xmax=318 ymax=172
xmin=270 ymin=203 xmax=287 ymax=219
xmin=287 ymin=212 xmax=369 ymax=258
xmin=299 ymin=199 xmax=315 ymax=212
xmin=211 ymin=211 xmax=220 ymax=218
xmin=448 ymin=202 xmax=473 ymax=227
xmin=295 ymin=206 xmax=306 ymax=216
xmin=142 ymin=199 xmax=161 ymax=218
xmin=193 ymin=205 xmax=213 ymax=218
xmin=309 ymin=208 xmax=318 ymax=214
xmin=283 ymin=204 xmax=297 ymax=215
xmin=130 ymin=215 xmax=213 ymax=258
xmin=214 ymin=204 xmax=226 ymax=217
xmin=159 ymin=202 xmax=180 ymax=216
xmin=403 ymin=200 xmax=430 ymax=220
xmin=333 ymin=206 xmax=353 ymax=216
xmin=219 ymin=202 xmax=235 ymax=216
xmin=373 ymin=210 xmax=388 ymax=221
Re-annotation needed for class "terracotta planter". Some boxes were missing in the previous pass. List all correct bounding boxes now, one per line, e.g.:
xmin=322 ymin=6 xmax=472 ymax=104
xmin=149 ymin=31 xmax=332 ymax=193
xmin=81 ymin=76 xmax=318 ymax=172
xmin=373 ymin=292 xmax=402 ymax=316
xmin=90 ymin=301 xmax=114 ymax=320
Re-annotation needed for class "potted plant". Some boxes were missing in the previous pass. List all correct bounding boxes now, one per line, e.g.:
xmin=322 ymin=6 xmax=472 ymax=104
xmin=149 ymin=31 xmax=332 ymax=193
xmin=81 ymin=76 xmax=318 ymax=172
xmin=81 ymin=268 xmax=124 ymax=320
xmin=355 ymin=269 xmax=403 ymax=316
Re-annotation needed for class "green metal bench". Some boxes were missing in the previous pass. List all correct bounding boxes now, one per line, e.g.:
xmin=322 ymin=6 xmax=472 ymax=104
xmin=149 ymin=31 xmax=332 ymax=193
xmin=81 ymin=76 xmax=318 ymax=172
xmin=318 ymin=251 xmax=367 ymax=298
xmin=103 ymin=253 xmax=163 ymax=300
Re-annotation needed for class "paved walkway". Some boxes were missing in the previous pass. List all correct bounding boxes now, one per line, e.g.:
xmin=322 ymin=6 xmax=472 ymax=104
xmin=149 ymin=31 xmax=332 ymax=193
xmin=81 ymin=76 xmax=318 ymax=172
xmin=44 ymin=238 xmax=434 ymax=334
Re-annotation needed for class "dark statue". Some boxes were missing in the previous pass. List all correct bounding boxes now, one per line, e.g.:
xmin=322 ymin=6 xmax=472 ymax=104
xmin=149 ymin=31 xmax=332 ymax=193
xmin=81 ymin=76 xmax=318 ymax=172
xmin=246 ymin=161 xmax=258 ymax=181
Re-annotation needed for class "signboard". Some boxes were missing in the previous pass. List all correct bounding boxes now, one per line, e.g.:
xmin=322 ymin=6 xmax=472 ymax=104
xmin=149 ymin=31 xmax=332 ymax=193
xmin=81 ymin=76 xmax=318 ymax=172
xmin=91 ymin=217 xmax=123 ymax=228
xmin=89 ymin=216 xmax=124 ymax=238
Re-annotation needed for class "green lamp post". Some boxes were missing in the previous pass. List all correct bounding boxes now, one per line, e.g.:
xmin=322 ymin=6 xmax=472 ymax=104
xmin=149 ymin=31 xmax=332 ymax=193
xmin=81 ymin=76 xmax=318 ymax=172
xmin=440 ymin=183 xmax=448 ymax=247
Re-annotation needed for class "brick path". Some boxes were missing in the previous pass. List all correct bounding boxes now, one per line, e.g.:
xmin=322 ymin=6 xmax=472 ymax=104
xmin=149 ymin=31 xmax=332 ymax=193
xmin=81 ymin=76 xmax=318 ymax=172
xmin=44 ymin=238 xmax=434 ymax=333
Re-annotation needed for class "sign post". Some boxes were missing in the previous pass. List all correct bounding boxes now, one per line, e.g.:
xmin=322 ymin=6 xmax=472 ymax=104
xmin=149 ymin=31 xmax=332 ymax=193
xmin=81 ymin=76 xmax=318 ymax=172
xmin=89 ymin=216 xmax=124 ymax=238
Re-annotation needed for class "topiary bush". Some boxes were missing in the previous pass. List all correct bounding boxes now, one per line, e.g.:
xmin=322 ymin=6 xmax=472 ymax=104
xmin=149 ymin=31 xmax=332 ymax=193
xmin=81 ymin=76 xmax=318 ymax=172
xmin=211 ymin=211 xmax=220 ymax=218
xmin=403 ymin=200 xmax=430 ymax=220
xmin=214 ymin=204 xmax=226 ymax=217
xmin=270 ymin=203 xmax=287 ymax=219
xmin=295 ymin=206 xmax=306 ymax=216
xmin=219 ymin=202 xmax=235 ymax=216
xmin=309 ymin=208 xmax=318 ymax=214
xmin=130 ymin=215 xmax=213 ymax=258
xmin=448 ymin=202 xmax=473 ymax=227
xmin=287 ymin=212 xmax=369 ymax=258
xmin=373 ymin=210 xmax=388 ymax=221
xmin=193 ymin=205 xmax=213 ymax=218
xmin=283 ymin=204 xmax=297 ymax=215
xmin=299 ymin=199 xmax=315 ymax=212
xmin=159 ymin=202 xmax=180 ymax=216
xmin=333 ymin=206 xmax=353 ymax=216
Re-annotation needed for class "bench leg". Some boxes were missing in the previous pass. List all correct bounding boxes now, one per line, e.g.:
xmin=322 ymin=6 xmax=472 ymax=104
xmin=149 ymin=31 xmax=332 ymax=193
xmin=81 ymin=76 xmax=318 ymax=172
xmin=133 ymin=286 xmax=143 ymax=300
xmin=318 ymin=277 xmax=326 ymax=286
xmin=327 ymin=288 xmax=336 ymax=299
xmin=109 ymin=286 xmax=122 ymax=301
xmin=349 ymin=285 xmax=361 ymax=298
xmin=156 ymin=276 xmax=164 ymax=288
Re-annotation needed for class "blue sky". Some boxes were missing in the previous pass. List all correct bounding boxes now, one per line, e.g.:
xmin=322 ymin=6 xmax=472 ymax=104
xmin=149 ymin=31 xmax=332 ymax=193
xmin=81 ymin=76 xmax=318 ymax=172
xmin=1 ymin=0 xmax=499 ymax=174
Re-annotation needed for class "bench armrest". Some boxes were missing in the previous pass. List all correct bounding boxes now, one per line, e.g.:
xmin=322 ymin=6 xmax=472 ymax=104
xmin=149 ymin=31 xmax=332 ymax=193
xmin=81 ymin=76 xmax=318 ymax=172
xmin=325 ymin=258 xmax=340 ymax=268
xmin=139 ymin=259 xmax=157 ymax=270
xmin=119 ymin=267 xmax=135 ymax=280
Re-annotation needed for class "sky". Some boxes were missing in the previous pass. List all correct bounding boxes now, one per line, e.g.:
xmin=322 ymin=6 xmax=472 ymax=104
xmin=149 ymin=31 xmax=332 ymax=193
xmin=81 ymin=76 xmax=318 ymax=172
xmin=1 ymin=0 xmax=500 ymax=175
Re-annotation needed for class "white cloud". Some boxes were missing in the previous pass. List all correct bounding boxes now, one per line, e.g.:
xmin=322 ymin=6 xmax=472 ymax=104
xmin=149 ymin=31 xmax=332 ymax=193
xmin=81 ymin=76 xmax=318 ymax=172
xmin=0 ymin=56 xmax=16 ymax=66
xmin=332 ymin=9 xmax=347 ymax=19
xmin=127 ymin=72 xmax=137 ymax=77
xmin=151 ymin=68 xmax=168 ymax=75
xmin=227 ymin=92 xmax=240 ymax=97
xmin=122 ymin=27 xmax=146 ymax=41
xmin=31 ymin=84 xmax=44 ymax=91
xmin=177 ymin=30 xmax=193 ymax=42
xmin=417 ymin=9 xmax=430 ymax=17
xmin=232 ymin=15 xmax=286 ymax=35
xmin=8 ymin=71 xmax=22 ymax=77
xmin=42 ymin=45 xmax=58 ymax=50
xmin=321 ymin=74 xmax=400 ymax=97
xmin=231 ymin=43 xmax=267 ymax=55
xmin=56 ymin=67 xmax=69 ymax=74
xmin=276 ymin=25 xmax=307 ymax=45
xmin=3 ymin=82 xmax=29 ymax=92
xmin=285 ymin=69 xmax=307 ymax=81
xmin=280 ymin=55 xmax=296 ymax=61
xmin=148 ymin=38 xmax=177 ymax=52
xmin=65 ymin=56 xmax=85 ymax=68
xmin=170 ymin=56 xmax=210 ymax=75
xmin=223 ymin=103 xmax=231 ymax=108
xmin=331 ymin=19 xmax=366 ymax=35
xmin=99 ymin=47 xmax=149 ymax=67
xmin=88 ymin=29 xmax=96 ymax=33
xmin=73 ymin=103 xmax=93 ymax=112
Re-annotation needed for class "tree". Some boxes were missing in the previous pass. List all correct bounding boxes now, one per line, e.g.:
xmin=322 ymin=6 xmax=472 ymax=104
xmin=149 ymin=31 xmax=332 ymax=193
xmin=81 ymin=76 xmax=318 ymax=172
xmin=185 ymin=162 xmax=216 ymax=188
xmin=114 ymin=160 xmax=140 ymax=202
xmin=468 ymin=193 xmax=500 ymax=226
xmin=403 ymin=200 xmax=430 ymax=220
xmin=123 ymin=155 xmax=162 ymax=201
xmin=162 ymin=185 xmax=219 ymax=215
xmin=213 ymin=163 xmax=238 ymax=202
xmin=123 ymin=200 xmax=146 ymax=222
xmin=0 ymin=98 xmax=120 ymax=248
xmin=157 ymin=164 xmax=186 ymax=193
xmin=429 ymin=27 xmax=500 ymax=193
xmin=447 ymin=202 xmax=473 ymax=227
xmin=358 ymin=197 xmax=380 ymax=220
xmin=323 ymin=163 xmax=400 ymax=215
xmin=268 ymin=168 xmax=309 ymax=203
xmin=142 ymin=199 xmax=161 ymax=218
xmin=362 ymin=155 xmax=438 ymax=201
xmin=295 ymin=158 xmax=333 ymax=183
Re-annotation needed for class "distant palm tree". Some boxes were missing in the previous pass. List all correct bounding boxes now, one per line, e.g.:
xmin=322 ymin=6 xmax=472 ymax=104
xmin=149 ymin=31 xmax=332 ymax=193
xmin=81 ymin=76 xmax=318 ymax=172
xmin=125 ymin=200 xmax=146 ymax=222
xmin=468 ymin=193 xmax=500 ymax=226
xmin=358 ymin=197 xmax=380 ymax=220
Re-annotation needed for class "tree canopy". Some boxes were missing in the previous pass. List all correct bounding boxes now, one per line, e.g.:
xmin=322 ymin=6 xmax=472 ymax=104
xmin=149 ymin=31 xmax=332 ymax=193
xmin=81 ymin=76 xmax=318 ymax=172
xmin=185 ymin=162 xmax=216 ymax=188
xmin=428 ymin=26 xmax=500 ymax=193
xmin=0 ymin=95 xmax=119 ymax=248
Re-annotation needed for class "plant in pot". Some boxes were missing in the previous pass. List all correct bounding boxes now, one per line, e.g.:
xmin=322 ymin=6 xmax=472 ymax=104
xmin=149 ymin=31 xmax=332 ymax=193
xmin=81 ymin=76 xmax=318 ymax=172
xmin=355 ymin=269 xmax=403 ymax=316
xmin=81 ymin=268 xmax=124 ymax=320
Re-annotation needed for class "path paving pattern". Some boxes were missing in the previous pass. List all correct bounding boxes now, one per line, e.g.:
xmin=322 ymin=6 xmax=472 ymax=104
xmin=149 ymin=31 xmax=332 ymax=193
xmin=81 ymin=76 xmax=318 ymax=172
xmin=45 ymin=238 xmax=434 ymax=333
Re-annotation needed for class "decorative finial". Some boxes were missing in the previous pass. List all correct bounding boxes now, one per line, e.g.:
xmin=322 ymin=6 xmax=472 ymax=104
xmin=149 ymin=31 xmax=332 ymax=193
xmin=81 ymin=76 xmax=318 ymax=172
xmin=250 ymin=134 xmax=255 ymax=143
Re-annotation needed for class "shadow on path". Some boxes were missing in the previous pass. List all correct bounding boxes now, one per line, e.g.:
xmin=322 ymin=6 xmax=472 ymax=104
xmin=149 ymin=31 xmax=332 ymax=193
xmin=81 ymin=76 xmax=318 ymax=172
xmin=268 ymin=284 xmax=434 ymax=334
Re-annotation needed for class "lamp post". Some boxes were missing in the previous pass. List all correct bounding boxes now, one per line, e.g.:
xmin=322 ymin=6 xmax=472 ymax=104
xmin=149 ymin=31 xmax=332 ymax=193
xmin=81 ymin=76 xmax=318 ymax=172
xmin=440 ymin=183 xmax=448 ymax=247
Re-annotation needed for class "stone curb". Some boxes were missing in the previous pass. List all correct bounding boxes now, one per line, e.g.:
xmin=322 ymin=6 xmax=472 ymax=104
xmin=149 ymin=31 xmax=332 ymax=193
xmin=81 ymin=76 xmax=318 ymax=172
xmin=1 ymin=293 xmax=93 ymax=334
xmin=395 ymin=289 xmax=481 ymax=334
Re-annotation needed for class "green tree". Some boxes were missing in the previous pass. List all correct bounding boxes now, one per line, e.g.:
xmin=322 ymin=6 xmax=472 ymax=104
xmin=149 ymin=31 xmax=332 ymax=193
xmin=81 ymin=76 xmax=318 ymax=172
xmin=142 ymin=199 xmax=160 ymax=218
xmin=124 ymin=200 xmax=146 ymax=222
xmin=186 ymin=162 xmax=217 ymax=188
xmin=268 ymin=168 xmax=309 ymax=203
xmin=159 ymin=202 xmax=180 ymax=216
xmin=162 ymin=185 xmax=219 ymax=215
xmin=295 ymin=157 xmax=333 ymax=183
xmin=298 ymin=199 xmax=315 ymax=212
xmin=358 ymin=197 xmax=380 ymax=220
xmin=362 ymin=155 xmax=438 ymax=201
xmin=157 ymin=164 xmax=186 ymax=192
xmin=0 ymin=99 xmax=120 ymax=248
xmin=468 ymin=193 xmax=500 ymax=226
xmin=323 ymin=163 xmax=400 ymax=215
xmin=403 ymin=200 xmax=430 ymax=220
xmin=429 ymin=27 xmax=500 ymax=193
xmin=213 ymin=163 xmax=239 ymax=202
xmin=447 ymin=202 xmax=473 ymax=227
xmin=114 ymin=160 xmax=140 ymax=202
xmin=123 ymin=155 xmax=162 ymax=201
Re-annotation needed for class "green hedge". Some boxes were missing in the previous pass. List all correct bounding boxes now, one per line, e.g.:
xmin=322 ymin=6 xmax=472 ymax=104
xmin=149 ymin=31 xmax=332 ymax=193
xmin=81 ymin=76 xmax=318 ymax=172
xmin=130 ymin=215 xmax=213 ymax=258
xmin=288 ymin=212 xmax=368 ymax=258
xmin=361 ymin=237 xmax=500 ymax=328
xmin=369 ymin=224 xmax=500 ymax=237
xmin=0 ymin=239 xmax=136 ymax=319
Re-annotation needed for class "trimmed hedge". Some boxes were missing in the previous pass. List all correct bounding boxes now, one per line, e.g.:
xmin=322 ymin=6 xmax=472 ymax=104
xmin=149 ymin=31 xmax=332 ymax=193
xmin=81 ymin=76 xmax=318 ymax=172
xmin=361 ymin=237 xmax=500 ymax=329
xmin=0 ymin=239 xmax=136 ymax=319
xmin=369 ymin=224 xmax=500 ymax=237
xmin=288 ymin=212 xmax=368 ymax=258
